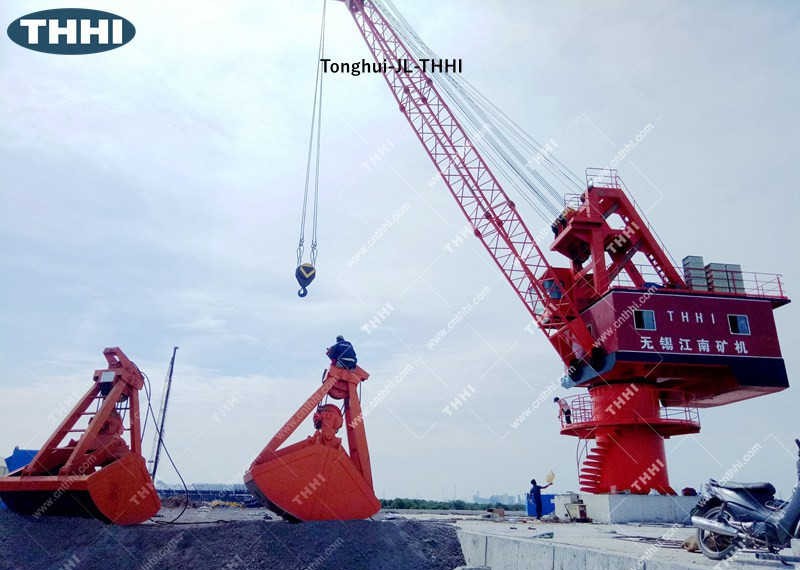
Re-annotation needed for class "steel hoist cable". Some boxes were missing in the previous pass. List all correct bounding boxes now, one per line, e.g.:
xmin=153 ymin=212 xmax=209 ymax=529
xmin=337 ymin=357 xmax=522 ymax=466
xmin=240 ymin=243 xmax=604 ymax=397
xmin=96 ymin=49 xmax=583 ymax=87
xmin=373 ymin=0 xmax=582 ymax=224
xmin=296 ymin=0 xmax=327 ymax=298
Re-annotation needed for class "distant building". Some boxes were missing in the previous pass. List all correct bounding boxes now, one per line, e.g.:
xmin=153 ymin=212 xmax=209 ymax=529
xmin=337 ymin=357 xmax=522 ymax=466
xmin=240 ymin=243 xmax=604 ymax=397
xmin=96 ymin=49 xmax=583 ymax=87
xmin=473 ymin=491 xmax=523 ymax=505
xmin=156 ymin=482 xmax=255 ymax=505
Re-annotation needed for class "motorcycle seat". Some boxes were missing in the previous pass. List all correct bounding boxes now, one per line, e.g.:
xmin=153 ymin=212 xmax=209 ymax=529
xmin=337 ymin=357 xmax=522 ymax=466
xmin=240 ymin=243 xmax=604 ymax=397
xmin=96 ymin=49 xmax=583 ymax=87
xmin=709 ymin=479 xmax=775 ymax=495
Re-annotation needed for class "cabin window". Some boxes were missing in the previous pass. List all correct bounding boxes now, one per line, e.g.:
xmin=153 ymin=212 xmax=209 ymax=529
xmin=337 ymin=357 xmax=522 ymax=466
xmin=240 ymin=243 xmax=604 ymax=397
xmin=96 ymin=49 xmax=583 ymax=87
xmin=543 ymin=278 xmax=563 ymax=300
xmin=728 ymin=314 xmax=751 ymax=335
xmin=634 ymin=309 xmax=656 ymax=331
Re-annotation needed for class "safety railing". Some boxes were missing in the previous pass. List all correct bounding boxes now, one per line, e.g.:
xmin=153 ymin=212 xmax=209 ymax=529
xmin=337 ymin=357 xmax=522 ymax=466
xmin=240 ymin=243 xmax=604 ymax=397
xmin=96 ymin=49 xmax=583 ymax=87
xmin=563 ymin=193 xmax=584 ymax=211
xmin=659 ymin=405 xmax=700 ymax=425
xmin=609 ymin=264 xmax=786 ymax=300
xmin=557 ymin=392 xmax=700 ymax=430
xmin=585 ymin=168 xmax=623 ymax=190
xmin=558 ymin=393 xmax=593 ymax=426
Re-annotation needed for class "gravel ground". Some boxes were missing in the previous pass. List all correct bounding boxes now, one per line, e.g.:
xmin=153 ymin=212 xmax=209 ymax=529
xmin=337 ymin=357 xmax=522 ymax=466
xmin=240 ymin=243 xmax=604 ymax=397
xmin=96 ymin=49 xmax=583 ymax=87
xmin=0 ymin=509 xmax=465 ymax=570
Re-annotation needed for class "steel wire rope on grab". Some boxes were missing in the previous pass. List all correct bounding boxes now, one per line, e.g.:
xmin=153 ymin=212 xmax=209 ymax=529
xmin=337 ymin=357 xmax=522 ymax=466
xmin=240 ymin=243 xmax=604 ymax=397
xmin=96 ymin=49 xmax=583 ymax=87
xmin=296 ymin=0 xmax=327 ymax=298
xmin=140 ymin=367 xmax=190 ymax=524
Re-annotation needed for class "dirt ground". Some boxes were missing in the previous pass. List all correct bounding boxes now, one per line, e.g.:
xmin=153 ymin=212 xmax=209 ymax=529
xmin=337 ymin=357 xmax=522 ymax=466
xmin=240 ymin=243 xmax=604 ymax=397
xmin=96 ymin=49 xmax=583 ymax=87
xmin=0 ymin=509 xmax=466 ymax=570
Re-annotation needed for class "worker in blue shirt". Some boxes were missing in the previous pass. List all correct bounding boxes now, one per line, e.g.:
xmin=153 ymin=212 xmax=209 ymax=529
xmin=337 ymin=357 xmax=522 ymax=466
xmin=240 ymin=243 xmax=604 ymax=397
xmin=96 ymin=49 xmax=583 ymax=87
xmin=327 ymin=335 xmax=357 ymax=369
xmin=529 ymin=478 xmax=552 ymax=519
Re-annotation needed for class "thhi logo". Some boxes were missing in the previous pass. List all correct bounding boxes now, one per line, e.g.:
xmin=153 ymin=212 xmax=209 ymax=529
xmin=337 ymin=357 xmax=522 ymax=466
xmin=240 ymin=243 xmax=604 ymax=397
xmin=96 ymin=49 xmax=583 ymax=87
xmin=8 ymin=9 xmax=135 ymax=55
xmin=442 ymin=384 xmax=476 ymax=416
xmin=630 ymin=458 xmax=666 ymax=492
xmin=360 ymin=302 xmax=395 ymax=335
xmin=606 ymin=221 xmax=641 ymax=255
xmin=292 ymin=474 xmax=327 ymax=505
xmin=604 ymin=383 xmax=640 ymax=415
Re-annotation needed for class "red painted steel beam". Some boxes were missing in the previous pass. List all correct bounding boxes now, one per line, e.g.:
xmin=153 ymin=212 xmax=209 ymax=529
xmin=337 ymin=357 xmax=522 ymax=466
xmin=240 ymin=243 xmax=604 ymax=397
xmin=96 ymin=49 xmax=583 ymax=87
xmin=338 ymin=0 xmax=594 ymax=360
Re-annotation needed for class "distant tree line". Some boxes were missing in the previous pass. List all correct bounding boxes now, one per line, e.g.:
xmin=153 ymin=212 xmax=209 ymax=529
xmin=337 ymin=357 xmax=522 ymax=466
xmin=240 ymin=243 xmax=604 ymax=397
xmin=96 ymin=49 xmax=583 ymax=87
xmin=380 ymin=498 xmax=524 ymax=511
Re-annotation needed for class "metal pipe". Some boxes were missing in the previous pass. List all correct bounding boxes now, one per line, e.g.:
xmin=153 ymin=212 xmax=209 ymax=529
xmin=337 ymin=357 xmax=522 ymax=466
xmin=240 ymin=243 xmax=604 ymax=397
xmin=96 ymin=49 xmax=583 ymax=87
xmin=151 ymin=346 xmax=178 ymax=480
xmin=691 ymin=515 xmax=739 ymax=537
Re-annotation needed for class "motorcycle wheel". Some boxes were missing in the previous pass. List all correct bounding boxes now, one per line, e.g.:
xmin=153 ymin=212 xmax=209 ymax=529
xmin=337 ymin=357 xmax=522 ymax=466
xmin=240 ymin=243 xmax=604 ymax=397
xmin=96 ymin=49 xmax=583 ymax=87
xmin=697 ymin=504 xmax=739 ymax=560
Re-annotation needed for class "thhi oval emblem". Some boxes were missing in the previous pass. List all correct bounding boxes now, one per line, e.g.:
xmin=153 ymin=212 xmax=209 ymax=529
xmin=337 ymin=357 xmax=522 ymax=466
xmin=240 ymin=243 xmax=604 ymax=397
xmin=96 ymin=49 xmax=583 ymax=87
xmin=7 ymin=9 xmax=135 ymax=55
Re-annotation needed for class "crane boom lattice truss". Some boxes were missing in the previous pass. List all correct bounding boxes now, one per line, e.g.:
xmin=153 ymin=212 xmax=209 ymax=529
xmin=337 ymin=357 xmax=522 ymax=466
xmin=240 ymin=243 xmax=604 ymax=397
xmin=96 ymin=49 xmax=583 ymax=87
xmin=339 ymin=0 xmax=594 ymax=360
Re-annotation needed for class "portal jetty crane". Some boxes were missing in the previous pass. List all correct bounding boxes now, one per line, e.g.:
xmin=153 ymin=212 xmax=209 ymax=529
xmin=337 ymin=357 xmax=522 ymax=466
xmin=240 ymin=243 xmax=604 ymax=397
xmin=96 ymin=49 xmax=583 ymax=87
xmin=326 ymin=0 xmax=790 ymax=495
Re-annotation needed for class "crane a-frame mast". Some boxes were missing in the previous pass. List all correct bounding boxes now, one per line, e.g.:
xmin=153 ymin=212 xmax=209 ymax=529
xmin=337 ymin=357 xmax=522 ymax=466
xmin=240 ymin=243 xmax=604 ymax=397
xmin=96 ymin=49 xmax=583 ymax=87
xmin=336 ymin=0 xmax=593 ymax=365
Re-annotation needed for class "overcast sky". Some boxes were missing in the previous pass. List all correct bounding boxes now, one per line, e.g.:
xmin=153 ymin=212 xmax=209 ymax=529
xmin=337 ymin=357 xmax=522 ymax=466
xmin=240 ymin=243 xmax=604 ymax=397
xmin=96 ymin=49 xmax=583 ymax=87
xmin=1 ymin=0 xmax=799 ymax=501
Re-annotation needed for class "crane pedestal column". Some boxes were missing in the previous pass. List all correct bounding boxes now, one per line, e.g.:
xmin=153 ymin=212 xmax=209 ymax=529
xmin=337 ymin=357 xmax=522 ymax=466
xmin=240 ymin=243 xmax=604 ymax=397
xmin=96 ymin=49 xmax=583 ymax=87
xmin=562 ymin=382 xmax=700 ymax=495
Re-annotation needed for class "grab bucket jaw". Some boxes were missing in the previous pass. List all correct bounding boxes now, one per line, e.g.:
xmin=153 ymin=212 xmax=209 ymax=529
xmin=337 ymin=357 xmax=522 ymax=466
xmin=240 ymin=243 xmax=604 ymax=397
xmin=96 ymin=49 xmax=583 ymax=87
xmin=0 ymin=348 xmax=161 ymax=525
xmin=0 ymin=452 xmax=159 ymax=524
xmin=244 ymin=364 xmax=380 ymax=521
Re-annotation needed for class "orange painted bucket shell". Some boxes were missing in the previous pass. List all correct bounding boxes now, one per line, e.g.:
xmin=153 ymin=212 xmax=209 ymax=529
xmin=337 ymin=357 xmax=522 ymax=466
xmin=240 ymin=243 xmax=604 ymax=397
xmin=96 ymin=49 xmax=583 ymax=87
xmin=0 ymin=453 xmax=160 ymax=525
xmin=245 ymin=439 xmax=380 ymax=521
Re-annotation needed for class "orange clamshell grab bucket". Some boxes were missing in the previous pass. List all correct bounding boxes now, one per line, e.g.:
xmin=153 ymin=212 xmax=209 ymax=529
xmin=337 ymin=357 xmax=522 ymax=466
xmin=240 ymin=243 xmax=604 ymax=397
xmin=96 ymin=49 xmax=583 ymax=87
xmin=0 ymin=348 xmax=161 ymax=525
xmin=244 ymin=364 xmax=381 ymax=521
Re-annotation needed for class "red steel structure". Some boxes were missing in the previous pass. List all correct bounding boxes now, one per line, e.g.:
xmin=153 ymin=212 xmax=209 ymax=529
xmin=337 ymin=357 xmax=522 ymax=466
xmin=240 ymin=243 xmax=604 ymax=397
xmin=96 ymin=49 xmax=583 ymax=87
xmin=335 ymin=0 xmax=790 ymax=494
xmin=0 ymin=348 xmax=161 ymax=524
xmin=244 ymin=363 xmax=381 ymax=520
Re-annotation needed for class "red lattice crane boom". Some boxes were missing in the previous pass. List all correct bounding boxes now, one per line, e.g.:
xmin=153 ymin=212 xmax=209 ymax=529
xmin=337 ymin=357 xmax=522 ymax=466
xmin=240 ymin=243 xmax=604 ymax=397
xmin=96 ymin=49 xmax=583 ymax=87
xmin=336 ymin=0 xmax=594 ymax=366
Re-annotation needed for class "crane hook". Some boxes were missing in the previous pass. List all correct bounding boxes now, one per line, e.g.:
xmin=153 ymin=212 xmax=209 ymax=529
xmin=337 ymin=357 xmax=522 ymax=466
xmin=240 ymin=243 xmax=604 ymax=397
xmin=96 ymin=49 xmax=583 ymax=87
xmin=296 ymin=263 xmax=316 ymax=298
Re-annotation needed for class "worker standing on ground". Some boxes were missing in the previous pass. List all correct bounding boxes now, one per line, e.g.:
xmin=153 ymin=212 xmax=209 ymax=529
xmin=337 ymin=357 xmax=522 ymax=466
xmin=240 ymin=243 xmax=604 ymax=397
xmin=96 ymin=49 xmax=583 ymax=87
xmin=554 ymin=396 xmax=572 ymax=424
xmin=529 ymin=478 xmax=553 ymax=520
xmin=327 ymin=335 xmax=357 ymax=369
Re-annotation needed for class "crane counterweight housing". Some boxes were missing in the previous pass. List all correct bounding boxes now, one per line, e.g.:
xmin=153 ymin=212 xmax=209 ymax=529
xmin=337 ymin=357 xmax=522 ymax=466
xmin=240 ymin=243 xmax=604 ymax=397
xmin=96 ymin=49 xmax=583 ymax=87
xmin=330 ymin=0 xmax=790 ymax=495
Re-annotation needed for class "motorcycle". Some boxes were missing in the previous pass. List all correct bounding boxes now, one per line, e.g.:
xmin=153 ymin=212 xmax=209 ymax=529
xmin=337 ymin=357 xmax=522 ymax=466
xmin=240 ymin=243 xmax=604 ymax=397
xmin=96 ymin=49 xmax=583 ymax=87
xmin=691 ymin=438 xmax=800 ymax=562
